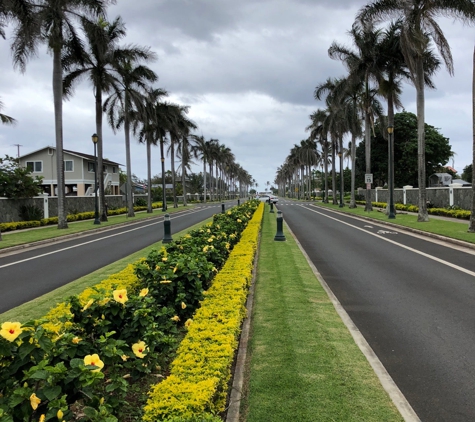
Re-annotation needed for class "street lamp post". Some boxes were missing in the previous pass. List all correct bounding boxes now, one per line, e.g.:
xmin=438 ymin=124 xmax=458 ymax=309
xmin=387 ymin=125 xmax=396 ymax=219
xmin=91 ymin=133 xmax=100 ymax=225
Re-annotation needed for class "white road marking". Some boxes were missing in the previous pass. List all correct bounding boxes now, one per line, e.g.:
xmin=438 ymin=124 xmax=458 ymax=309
xmin=300 ymin=205 xmax=475 ymax=278
xmin=0 ymin=207 xmax=214 ymax=269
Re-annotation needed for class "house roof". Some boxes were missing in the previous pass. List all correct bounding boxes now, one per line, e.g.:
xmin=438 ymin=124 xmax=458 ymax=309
xmin=20 ymin=146 xmax=123 ymax=166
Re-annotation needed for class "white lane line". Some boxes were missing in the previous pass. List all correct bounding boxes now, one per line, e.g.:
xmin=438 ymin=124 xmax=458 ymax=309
xmin=0 ymin=209 xmax=211 ymax=269
xmin=300 ymin=205 xmax=475 ymax=278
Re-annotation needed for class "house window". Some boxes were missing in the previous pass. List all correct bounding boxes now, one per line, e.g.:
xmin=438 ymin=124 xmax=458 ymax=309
xmin=26 ymin=161 xmax=43 ymax=173
xmin=112 ymin=166 xmax=117 ymax=173
xmin=103 ymin=165 xmax=107 ymax=173
xmin=64 ymin=160 xmax=73 ymax=172
xmin=88 ymin=162 xmax=95 ymax=172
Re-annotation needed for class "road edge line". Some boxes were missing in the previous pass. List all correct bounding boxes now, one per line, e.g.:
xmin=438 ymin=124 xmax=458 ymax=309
xmin=284 ymin=220 xmax=421 ymax=422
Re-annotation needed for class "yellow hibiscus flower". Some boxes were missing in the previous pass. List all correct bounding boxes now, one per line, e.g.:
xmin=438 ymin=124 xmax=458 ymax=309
xmin=181 ymin=302 xmax=187 ymax=309
xmin=0 ymin=322 xmax=22 ymax=342
xmin=57 ymin=409 xmax=64 ymax=420
xmin=72 ymin=337 xmax=81 ymax=344
xmin=84 ymin=354 xmax=104 ymax=372
xmin=132 ymin=341 xmax=148 ymax=358
xmin=139 ymin=288 xmax=149 ymax=297
xmin=185 ymin=319 xmax=193 ymax=328
xmin=39 ymin=415 xmax=45 ymax=422
xmin=81 ymin=299 xmax=94 ymax=311
xmin=30 ymin=393 xmax=41 ymax=410
xmin=113 ymin=289 xmax=128 ymax=304
xmin=171 ymin=315 xmax=180 ymax=322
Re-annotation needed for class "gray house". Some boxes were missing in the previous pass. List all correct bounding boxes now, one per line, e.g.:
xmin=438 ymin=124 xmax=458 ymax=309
xmin=429 ymin=173 xmax=471 ymax=187
xmin=19 ymin=146 xmax=122 ymax=196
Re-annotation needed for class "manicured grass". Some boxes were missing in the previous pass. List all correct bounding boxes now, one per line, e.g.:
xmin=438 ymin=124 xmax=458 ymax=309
xmin=242 ymin=208 xmax=403 ymax=422
xmin=0 ymin=206 xmax=192 ymax=250
xmin=306 ymin=200 xmax=475 ymax=244
xmin=0 ymin=218 xmax=212 ymax=324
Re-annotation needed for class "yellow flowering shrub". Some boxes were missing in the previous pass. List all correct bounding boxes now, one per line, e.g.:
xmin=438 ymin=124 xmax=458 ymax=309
xmin=143 ymin=202 xmax=263 ymax=421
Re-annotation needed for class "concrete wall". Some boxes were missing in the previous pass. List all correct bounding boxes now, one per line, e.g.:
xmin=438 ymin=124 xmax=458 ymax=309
xmin=356 ymin=186 xmax=473 ymax=209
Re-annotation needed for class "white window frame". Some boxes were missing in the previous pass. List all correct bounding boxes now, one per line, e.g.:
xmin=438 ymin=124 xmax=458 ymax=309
xmin=26 ymin=161 xmax=43 ymax=173
xmin=64 ymin=160 xmax=74 ymax=172
xmin=88 ymin=162 xmax=95 ymax=172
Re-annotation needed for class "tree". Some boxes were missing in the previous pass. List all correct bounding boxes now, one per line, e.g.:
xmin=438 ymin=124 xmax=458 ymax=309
xmin=9 ymin=0 xmax=109 ymax=229
xmin=0 ymin=98 xmax=16 ymax=125
xmin=104 ymin=56 xmax=158 ymax=217
xmin=462 ymin=164 xmax=472 ymax=185
xmin=355 ymin=111 xmax=453 ymax=188
xmin=63 ymin=16 xmax=152 ymax=221
xmin=0 ymin=155 xmax=43 ymax=198
xmin=359 ymin=0 xmax=475 ymax=221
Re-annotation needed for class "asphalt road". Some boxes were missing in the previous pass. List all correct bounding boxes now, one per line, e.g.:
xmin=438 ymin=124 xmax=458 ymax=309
xmin=276 ymin=200 xmax=475 ymax=422
xmin=0 ymin=203 xmax=226 ymax=313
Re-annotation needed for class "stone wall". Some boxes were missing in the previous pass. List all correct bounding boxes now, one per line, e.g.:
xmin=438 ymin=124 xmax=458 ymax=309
xmin=0 ymin=195 xmax=150 ymax=223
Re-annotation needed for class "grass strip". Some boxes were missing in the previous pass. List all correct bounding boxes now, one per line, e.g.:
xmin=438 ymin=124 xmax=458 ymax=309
xmin=242 ymin=208 xmax=404 ymax=422
xmin=310 ymin=201 xmax=475 ymax=244
xmin=0 ymin=206 xmax=192 ymax=250
xmin=0 ymin=218 xmax=212 ymax=324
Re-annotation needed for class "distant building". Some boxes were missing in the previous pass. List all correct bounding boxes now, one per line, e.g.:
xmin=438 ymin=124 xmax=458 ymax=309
xmin=429 ymin=173 xmax=471 ymax=187
xmin=19 ymin=146 xmax=122 ymax=196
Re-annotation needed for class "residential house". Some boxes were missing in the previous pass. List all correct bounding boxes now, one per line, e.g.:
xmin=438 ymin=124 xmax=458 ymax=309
xmin=19 ymin=146 xmax=122 ymax=196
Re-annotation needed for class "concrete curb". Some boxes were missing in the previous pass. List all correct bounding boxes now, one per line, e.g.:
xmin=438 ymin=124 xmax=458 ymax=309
xmin=285 ymin=219 xmax=421 ymax=422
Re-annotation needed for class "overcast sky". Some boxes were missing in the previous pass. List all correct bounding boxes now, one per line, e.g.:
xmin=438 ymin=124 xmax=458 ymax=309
xmin=0 ymin=0 xmax=474 ymax=191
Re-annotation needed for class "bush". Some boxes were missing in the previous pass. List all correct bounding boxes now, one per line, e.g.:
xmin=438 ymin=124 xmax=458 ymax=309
xmin=19 ymin=205 xmax=43 ymax=221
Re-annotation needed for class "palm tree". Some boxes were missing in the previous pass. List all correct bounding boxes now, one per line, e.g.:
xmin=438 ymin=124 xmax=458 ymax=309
xmin=63 ymin=16 xmax=153 ymax=221
xmin=328 ymin=21 xmax=385 ymax=211
xmin=358 ymin=0 xmax=475 ymax=221
xmin=9 ymin=0 xmax=108 ymax=229
xmin=470 ymin=47 xmax=475 ymax=233
xmin=178 ymin=132 xmax=198 ymax=206
xmin=190 ymin=135 xmax=209 ymax=202
xmin=0 ymin=98 xmax=15 ymax=125
xmin=104 ymin=56 xmax=158 ymax=217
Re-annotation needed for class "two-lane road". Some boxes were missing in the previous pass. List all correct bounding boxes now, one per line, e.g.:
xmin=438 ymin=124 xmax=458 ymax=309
xmin=276 ymin=200 xmax=475 ymax=422
xmin=0 ymin=203 xmax=225 ymax=313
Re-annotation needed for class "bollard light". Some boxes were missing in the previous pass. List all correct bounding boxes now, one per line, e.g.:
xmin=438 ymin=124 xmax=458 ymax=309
xmin=237 ymin=198 xmax=240 ymax=206
xmin=274 ymin=210 xmax=286 ymax=241
xmin=270 ymin=202 xmax=274 ymax=213
xmin=221 ymin=202 xmax=225 ymax=213
xmin=162 ymin=214 xmax=173 ymax=243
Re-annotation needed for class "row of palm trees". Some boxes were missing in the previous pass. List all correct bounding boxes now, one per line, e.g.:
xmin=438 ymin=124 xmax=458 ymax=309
xmin=1 ymin=0 xmax=254 ymax=228
xmin=276 ymin=0 xmax=475 ymax=226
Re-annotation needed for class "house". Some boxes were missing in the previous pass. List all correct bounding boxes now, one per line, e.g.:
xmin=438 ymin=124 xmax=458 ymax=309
xmin=19 ymin=146 xmax=122 ymax=196
xmin=429 ymin=173 xmax=471 ymax=187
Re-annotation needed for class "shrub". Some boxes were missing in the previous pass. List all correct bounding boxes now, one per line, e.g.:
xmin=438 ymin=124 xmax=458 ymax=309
xmin=19 ymin=205 xmax=43 ymax=221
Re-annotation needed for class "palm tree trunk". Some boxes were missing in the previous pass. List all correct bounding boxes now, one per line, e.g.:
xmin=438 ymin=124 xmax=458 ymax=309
xmin=124 ymin=111 xmax=135 ymax=218
xmin=170 ymin=141 xmax=177 ymax=208
xmin=160 ymin=137 xmax=166 ymax=212
xmin=53 ymin=47 xmax=68 ymax=229
xmin=416 ymin=57 xmax=429 ymax=222
xmin=182 ymin=140 xmax=187 ymax=207
xmin=324 ymin=146 xmax=329 ymax=203
xmin=470 ymin=45 xmax=475 ymax=232
xmin=332 ymin=140 xmax=337 ymax=205
xmin=146 ymin=139 xmax=152 ymax=213
xmin=203 ymin=160 xmax=207 ymax=203
xmin=95 ymin=86 xmax=107 ymax=221
xmin=349 ymin=133 xmax=357 ymax=208
xmin=364 ymin=102 xmax=372 ymax=212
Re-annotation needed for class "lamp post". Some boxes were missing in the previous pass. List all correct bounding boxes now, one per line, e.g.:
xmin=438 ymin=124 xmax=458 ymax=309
xmin=91 ymin=133 xmax=100 ymax=225
xmin=338 ymin=150 xmax=344 ymax=208
xmin=387 ymin=126 xmax=396 ymax=219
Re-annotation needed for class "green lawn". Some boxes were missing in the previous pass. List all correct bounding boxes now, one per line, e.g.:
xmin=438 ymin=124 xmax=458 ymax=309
xmin=0 ymin=206 xmax=190 ymax=250
xmin=242 ymin=207 xmax=403 ymax=422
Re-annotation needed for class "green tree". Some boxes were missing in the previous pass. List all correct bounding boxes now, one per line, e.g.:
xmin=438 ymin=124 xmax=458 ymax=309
xmin=462 ymin=164 xmax=472 ymax=184
xmin=359 ymin=0 xmax=475 ymax=222
xmin=0 ymin=98 xmax=16 ymax=125
xmin=355 ymin=111 xmax=453 ymax=188
xmin=0 ymin=155 xmax=43 ymax=198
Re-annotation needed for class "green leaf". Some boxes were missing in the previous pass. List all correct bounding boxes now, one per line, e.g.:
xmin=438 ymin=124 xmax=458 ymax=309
xmin=28 ymin=369 xmax=49 ymax=380
xmin=18 ymin=343 xmax=36 ymax=361
xmin=43 ymin=385 xmax=62 ymax=401
xmin=83 ymin=406 xmax=98 ymax=418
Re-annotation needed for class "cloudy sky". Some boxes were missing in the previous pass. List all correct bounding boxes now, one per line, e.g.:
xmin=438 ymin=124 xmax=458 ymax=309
xmin=0 ymin=0 xmax=474 ymax=191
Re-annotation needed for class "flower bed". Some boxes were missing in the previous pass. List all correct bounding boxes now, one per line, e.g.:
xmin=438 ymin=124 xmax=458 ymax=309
xmin=0 ymin=201 xmax=261 ymax=422
xmin=143 ymin=204 xmax=262 ymax=421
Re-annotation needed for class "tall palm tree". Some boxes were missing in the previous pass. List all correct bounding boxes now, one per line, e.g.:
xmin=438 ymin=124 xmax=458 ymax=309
xmin=104 ymin=57 xmax=158 ymax=217
xmin=470 ymin=47 xmax=475 ymax=233
xmin=178 ymin=132 xmax=198 ymax=206
xmin=359 ymin=0 xmax=475 ymax=221
xmin=63 ymin=16 xmax=153 ymax=221
xmin=190 ymin=134 xmax=209 ymax=202
xmin=328 ymin=21 xmax=385 ymax=211
xmin=9 ymin=0 xmax=108 ymax=228
xmin=133 ymin=87 xmax=168 ymax=213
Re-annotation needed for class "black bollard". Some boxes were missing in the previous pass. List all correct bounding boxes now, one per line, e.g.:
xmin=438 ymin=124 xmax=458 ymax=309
xmin=221 ymin=202 xmax=225 ymax=213
xmin=274 ymin=210 xmax=286 ymax=241
xmin=237 ymin=198 xmax=240 ymax=206
xmin=162 ymin=214 xmax=173 ymax=243
xmin=270 ymin=202 xmax=274 ymax=213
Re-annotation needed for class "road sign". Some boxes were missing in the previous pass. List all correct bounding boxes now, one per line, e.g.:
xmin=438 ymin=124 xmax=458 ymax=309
xmin=365 ymin=174 xmax=373 ymax=184
xmin=366 ymin=183 xmax=371 ymax=190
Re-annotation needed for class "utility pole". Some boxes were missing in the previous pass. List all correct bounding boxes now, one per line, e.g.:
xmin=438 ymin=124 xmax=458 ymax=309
xmin=12 ymin=144 xmax=22 ymax=158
